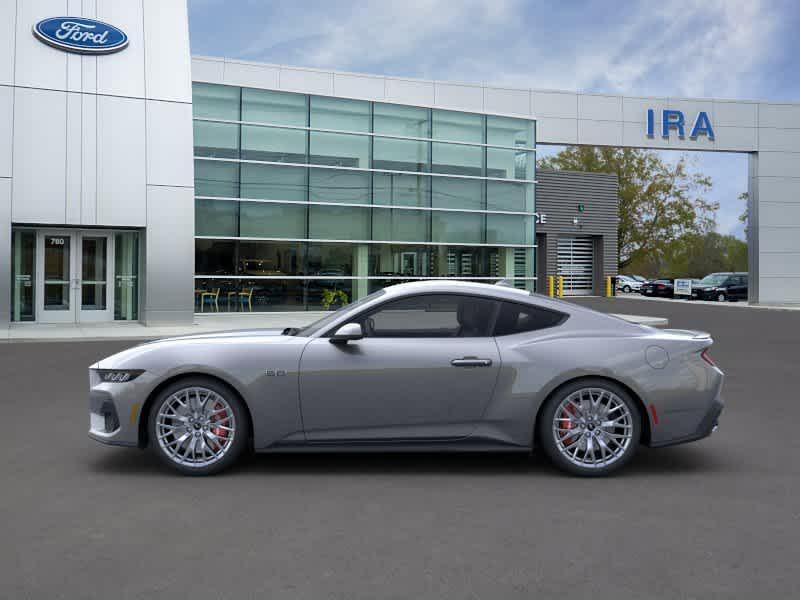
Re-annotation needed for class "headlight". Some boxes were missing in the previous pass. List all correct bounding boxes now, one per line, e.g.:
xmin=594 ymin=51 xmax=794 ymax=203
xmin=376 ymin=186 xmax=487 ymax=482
xmin=93 ymin=369 xmax=144 ymax=383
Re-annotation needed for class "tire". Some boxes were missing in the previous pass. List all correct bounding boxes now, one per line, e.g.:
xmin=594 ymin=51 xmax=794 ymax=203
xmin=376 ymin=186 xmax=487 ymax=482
xmin=148 ymin=376 xmax=250 ymax=475
xmin=716 ymin=293 xmax=727 ymax=302
xmin=537 ymin=379 xmax=641 ymax=476
xmin=623 ymin=285 xmax=632 ymax=293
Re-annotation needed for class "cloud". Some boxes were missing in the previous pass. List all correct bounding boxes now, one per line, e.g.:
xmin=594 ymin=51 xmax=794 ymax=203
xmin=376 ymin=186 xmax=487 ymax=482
xmin=194 ymin=0 xmax=783 ymax=100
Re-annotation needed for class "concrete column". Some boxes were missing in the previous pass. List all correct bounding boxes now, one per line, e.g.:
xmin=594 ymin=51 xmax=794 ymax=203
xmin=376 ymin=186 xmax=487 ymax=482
xmin=352 ymin=243 xmax=369 ymax=301
xmin=749 ymin=148 xmax=800 ymax=305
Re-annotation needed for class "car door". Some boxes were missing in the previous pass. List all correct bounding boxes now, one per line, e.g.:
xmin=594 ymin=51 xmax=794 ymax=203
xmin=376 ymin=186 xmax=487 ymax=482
xmin=298 ymin=293 xmax=502 ymax=442
xmin=734 ymin=275 xmax=748 ymax=300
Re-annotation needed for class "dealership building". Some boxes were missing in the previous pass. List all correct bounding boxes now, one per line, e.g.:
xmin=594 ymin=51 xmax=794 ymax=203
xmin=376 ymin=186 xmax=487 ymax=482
xmin=1 ymin=2 xmax=799 ymax=328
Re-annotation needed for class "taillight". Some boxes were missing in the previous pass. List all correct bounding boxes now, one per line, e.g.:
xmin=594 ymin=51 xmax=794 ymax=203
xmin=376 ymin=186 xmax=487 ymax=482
xmin=701 ymin=348 xmax=715 ymax=367
xmin=657 ymin=284 xmax=665 ymax=289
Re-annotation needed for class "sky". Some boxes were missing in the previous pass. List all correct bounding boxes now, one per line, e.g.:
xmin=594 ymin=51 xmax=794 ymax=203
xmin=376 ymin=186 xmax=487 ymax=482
xmin=188 ymin=0 xmax=800 ymax=240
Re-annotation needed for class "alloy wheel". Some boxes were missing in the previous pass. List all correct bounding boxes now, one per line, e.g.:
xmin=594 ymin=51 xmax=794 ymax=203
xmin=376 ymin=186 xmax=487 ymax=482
xmin=155 ymin=386 xmax=236 ymax=468
xmin=552 ymin=387 xmax=634 ymax=469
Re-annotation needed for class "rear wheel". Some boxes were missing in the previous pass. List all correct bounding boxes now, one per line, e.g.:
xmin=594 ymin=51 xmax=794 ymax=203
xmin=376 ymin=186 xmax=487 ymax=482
xmin=716 ymin=292 xmax=727 ymax=302
xmin=148 ymin=377 xmax=250 ymax=475
xmin=537 ymin=379 xmax=641 ymax=476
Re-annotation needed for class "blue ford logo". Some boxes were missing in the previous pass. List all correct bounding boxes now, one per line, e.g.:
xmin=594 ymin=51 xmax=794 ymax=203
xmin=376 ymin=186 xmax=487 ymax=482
xmin=33 ymin=17 xmax=128 ymax=54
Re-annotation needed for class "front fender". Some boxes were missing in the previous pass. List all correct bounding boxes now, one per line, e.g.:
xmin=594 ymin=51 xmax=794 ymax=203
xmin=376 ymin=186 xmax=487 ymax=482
xmin=95 ymin=335 xmax=310 ymax=449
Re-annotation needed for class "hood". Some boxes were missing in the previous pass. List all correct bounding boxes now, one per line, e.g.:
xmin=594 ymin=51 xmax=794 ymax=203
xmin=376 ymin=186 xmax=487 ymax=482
xmin=142 ymin=328 xmax=287 ymax=344
xmin=93 ymin=328 xmax=299 ymax=371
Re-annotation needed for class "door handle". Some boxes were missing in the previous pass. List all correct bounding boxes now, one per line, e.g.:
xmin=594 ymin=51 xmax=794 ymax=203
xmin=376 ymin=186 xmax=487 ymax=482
xmin=451 ymin=357 xmax=493 ymax=367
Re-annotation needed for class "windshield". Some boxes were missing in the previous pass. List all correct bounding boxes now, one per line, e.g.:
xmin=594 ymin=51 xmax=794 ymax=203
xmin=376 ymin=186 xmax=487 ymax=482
xmin=293 ymin=289 xmax=386 ymax=337
xmin=699 ymin=274 xmax=728 ymax=286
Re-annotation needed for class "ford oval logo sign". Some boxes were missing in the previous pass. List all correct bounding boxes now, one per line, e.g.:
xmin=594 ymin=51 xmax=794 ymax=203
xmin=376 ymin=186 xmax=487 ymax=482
xmin=33 ymin=17 xmax=128 ymax=55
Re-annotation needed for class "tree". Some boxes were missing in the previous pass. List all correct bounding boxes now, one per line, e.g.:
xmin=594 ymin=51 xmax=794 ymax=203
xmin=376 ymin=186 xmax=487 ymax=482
xmin=738 ymin=191 xmax=749 ymax=236
xmin=624 ymin=232 xmax=747 ymax=278
xmin=538 ymin=147 xmax=718 ymax=271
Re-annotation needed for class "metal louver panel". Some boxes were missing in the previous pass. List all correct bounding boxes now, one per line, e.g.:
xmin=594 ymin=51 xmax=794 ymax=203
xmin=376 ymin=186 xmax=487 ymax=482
xmin=557 ymin=236 xmax=594 ymax=295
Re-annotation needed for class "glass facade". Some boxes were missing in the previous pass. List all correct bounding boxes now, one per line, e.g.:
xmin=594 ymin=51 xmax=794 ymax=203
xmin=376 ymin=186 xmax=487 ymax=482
xmin=192 ymin=82 xmax=536 ymax=311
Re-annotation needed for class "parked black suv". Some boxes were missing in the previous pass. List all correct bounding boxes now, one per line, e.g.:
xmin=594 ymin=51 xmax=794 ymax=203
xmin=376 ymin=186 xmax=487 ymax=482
xmin=691 ymin=272 xmax=748 ymax=301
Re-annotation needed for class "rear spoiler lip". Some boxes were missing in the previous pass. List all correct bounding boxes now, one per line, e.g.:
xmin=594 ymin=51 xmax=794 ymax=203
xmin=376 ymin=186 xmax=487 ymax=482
xmin=661 ymin=328 xmax=712 ymax=341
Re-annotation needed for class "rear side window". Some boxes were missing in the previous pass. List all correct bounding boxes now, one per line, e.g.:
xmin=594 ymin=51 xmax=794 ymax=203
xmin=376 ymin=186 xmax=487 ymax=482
xmin=493 ymin=301 xmax=567 ymax=336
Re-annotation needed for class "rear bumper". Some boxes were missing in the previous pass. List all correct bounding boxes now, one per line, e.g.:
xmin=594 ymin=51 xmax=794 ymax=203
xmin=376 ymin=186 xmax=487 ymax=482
xmin=649 ymin=394 xmax=724 ymax=448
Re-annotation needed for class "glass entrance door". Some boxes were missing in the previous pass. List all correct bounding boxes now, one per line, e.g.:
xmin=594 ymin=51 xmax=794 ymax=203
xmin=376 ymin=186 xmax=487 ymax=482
xmin=79 ymin=234 xmax=113 ymax=322
xmin=38 ymin=233 xmax=74 ymax=323
xmin=36 ymin=231 xmax=114 ymax=323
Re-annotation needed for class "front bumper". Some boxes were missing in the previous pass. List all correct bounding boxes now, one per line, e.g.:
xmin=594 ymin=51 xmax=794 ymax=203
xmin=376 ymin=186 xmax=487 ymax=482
xmin=88 ymin=373 xmax=158 ymax=447
xmin=691 ymin=289 xmax=720 ymax=300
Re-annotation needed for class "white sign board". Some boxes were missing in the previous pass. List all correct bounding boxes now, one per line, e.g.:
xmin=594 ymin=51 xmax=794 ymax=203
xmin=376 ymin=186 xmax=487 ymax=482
xmin=674 ymin=279 xmax=693 ymax=296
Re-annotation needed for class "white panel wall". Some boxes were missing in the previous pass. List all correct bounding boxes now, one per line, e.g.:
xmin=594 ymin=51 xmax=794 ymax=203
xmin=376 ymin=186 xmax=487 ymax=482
xmin=3 ymin=0 xmax=195 ymax=326
xmin=0 ymin=3 xmax=15 ymax=86
xmin=191 ymin=56 xmax=225 ymax=83
xmin=65 ymin=92 xmax=82 ymax=224
xmin=14 ymin=0 xmax=69 ymax=90
xmin=224 ymin=61 xmax=278 ymax=89
xmin=279 ymin=67 xmax=334 ymax=95
xmin=435 ymin=82 xmax=484 ymax=112
xmin=11 ymin=87 xmax=67 ymax=223
xmin=385 ymin=78 xmax=435 ymax=106
xmin=146 ymin=100 xmax=194 ymax=187
xmin=96 ymin=0 xmax=146 ymax=98
xmin=333 ymin=73 xmax=385 ymax=101
xmin=96 ymin=95 xmax=147 ymax=226
xmin=81 ymin=93 xmax=97 ymax=224
xmin=142 ymin=0 xmax=192 ymax=103
xmin=0 ymin=86 xmax=12 ymax=178
xmin=144 ymin=185 xmax=194 ymax=324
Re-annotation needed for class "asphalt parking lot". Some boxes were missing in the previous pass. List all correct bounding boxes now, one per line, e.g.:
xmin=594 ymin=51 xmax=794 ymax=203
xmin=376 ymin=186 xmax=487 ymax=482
xmin=2 ymin=298 xmax=799 ymax=599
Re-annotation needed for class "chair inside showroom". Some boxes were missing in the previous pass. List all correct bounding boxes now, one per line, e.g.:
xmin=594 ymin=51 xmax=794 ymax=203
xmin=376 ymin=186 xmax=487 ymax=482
xmin=238 ymin=288 xmax=254 ymax=312
xmin=200 ymin=288 xmax=220 ymax=312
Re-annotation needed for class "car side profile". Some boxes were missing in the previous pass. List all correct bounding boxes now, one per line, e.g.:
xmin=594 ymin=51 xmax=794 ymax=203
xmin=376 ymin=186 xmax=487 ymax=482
xmin=640 ymin=279 xmax=675 ymax=298
xmin=89 ymin=280 xmax=724 ymax=477
xmin=692 ymin=272 xmax=748 ymax=302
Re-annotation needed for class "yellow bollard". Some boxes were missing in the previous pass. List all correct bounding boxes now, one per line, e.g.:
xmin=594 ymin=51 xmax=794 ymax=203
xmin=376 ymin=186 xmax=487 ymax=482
xmin=547 ymin=275 xmax=554 ymax=297
xmin=557 ymin=276 xmax=564 ymax=298
xmin=606 ymin=276 xmax=613 ymax=297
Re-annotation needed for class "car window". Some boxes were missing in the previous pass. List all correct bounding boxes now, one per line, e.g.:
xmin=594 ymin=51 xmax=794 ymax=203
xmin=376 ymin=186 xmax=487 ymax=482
xmin=354 ymin=294 xmax=498 ymax=338
xmin=700 ymin=274 xmax=727 ymax=286
xmin=493 ymin=301 xmax=567 ymax=336
xmin=297 ymin=289 xmax=386 ymax=337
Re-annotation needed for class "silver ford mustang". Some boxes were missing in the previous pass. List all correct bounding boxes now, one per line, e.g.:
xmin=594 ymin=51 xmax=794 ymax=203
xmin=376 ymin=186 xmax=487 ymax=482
xmin=89 ymin=280 xmax=723 ymax=476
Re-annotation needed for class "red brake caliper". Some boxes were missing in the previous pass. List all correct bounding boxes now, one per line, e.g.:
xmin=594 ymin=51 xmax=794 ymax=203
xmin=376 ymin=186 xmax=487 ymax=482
xmin=210 ymin=401 xmax=229 ymax=447
xmin=559 ymin=403 xmax=577 ymax=445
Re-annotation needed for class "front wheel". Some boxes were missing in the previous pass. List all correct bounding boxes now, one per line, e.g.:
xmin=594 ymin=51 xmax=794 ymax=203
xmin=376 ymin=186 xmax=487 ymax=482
xmin=537 ymin=379 xmax=641 ymax=476
xmin=716 ymin=292 xmax=727 ymax=302
xmin=623 ymin=285 xmax=632 ymax=293
xmin=148 ymin=377 xmax=250 ymax=475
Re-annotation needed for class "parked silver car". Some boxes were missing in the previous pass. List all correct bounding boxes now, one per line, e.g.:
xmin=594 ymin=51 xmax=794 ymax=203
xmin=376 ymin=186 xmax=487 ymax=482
xmin=89 ymin=280 xmax=724 ymax=476
xmin=616 ymin=275 xmax=643 ymax=293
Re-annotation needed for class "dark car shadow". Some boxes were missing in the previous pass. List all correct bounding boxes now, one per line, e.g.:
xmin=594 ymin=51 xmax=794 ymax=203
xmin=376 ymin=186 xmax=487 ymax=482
xmin=88 ymin=444 xmax=734 ymax=479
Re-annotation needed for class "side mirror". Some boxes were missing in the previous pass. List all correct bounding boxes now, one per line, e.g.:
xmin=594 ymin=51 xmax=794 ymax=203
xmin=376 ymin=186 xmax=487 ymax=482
xmin=330 ymin=322 xmax=364 ymax=344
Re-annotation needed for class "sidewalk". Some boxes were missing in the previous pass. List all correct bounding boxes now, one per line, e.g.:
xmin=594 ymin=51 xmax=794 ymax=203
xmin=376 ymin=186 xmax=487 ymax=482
xmin=3 ymin=311 xmax=669 ymax=343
